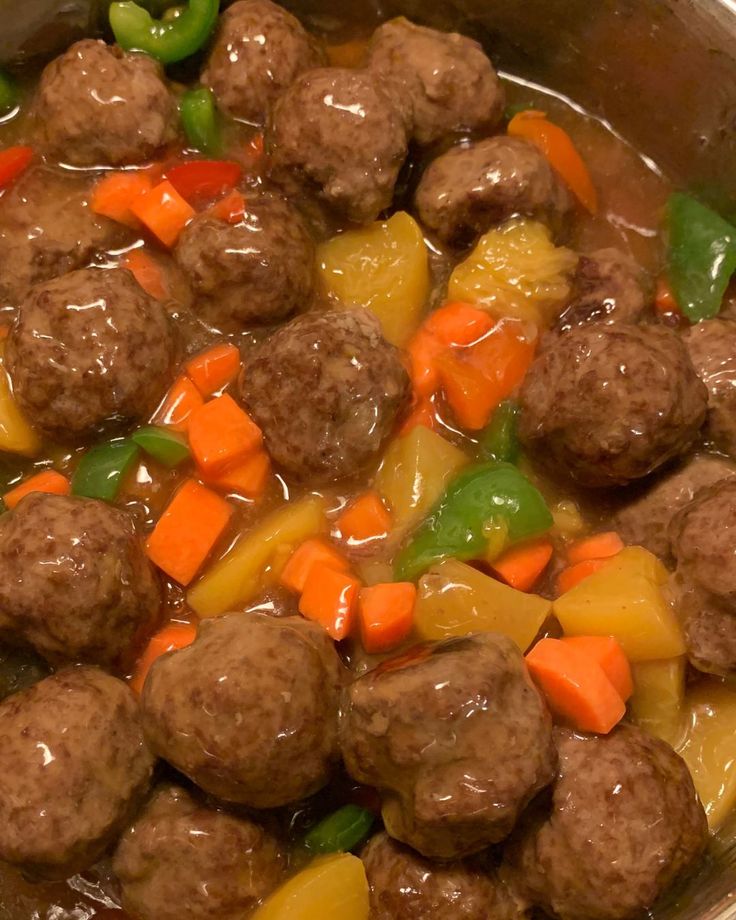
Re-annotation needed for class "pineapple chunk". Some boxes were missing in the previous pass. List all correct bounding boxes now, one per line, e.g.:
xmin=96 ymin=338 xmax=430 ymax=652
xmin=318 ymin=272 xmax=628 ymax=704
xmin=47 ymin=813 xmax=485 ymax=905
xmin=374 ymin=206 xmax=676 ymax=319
xmin=0 ymin=345 xmax=40 ymax=457
xmin=629 ymin=657 xmax=686 ymax=746
xmin=253 ymin=854 xmax=369 ymax=920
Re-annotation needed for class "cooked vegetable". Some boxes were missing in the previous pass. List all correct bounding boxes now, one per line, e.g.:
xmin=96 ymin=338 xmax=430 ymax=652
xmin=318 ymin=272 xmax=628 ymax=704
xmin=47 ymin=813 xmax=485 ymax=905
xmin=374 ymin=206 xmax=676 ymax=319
xmin=3 ymin=470 xmax=70 ymax=509
xmin=209 ymin=188 xmax=246 ymax=224
xmin=146 ymin=478 xmax=233 ymax=585
xmin=179 ymin=88 xmax=221 ymax=156
xmin=400 ymin=397 xmax=438 ymax=435
xmin=336 ymin=492 xmax=392 ymax=544
xmin=209 ymin=450 xmax=271 ymax=498
xmin=0 ymin=72 xmax=17 ymax=114
xmin=567 ymin=531 xmax=624 ymax=565
xmin=132 ymin=426 xmax=190 ymax=468
xmin=124 ymin=248 xmax=169 ymax=300
xmin=478 ymin=399 xmax=520 ymax=464
xmin=299 ymin=564 xmax=361 ymax=641
xmin=0 ymin=145 xmax=33 ymax=191
xmin=71 ymin=439 xmax=140 ymax=502
xmin=556 ymin=558 xmax=608 ymax=594
xmin=654 ymin=276 xmax=681 ymax=319
xmin=666 ymin=192 xmax=736 ymax=322
xmin=629 ymin=656 xmax=686 ymax=746
xmin=187 ymin=394 xmax=262 ymax=476
xmin=0 ymin=347 xmax=40 ymax=457
xmin=281 ymin=538 xmax=350 ymax=594
xmin=395 ymin=462 xmax=553 ymax=581
xmin=185 ymin=344 xmax=241 ymax=397
xmin=154 ymin=375 xmax=205 ymax=432
xmin=317 ymin=211 xmax=430 ymax=347
xmin=553 ymin=546 xmax=686 ymax=660
xmin=358 ymin=582 xmax=416 ymax=654
xmin=304 ymin=805 xmax=374 ymax=854
xmin=415 ymin=557 xmax=551 ymax=651
xmin=130 ymin=622 xmax=197 ymax=694
xmin=91 ymin=172 xmax=153 ymax=228
xmin=110 ymin=0 xmax=219 ymax=65
xmin=491 ymin=536 xmax=553 ymax=592
xmin=131 ymin=179 xmax=195 ymax=247
xmin=167 ymin=159 xmax=242 ymax=207
xmin=561 ymin=636 xmax=633 ymax=700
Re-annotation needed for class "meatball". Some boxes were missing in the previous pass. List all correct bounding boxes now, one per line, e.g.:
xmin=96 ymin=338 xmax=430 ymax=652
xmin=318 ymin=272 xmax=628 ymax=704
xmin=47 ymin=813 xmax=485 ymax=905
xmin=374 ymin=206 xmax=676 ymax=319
xmin=6 ymin=267 xmax=175 ymax=441
xmin=555 ymin=248 xmax=650 ymax=333
xmin=0 ymin=667 xmax=154 ymax=878
xmin=34 ymin=39 xmax=176 ymax=167
xmin=202 ymin=0 xmax=324 ymax=124
xmin=142 ymin=613 xmax=343 ymax=808
xmin=684 ymin=318 xmax=736 ymax=458
xmin=114 ymin=784 xmax=284 ymax=920
xmin=269 ymin=67 xmax=408 ymax=223
xmin=0 ymin=493 xmax=161 ymax=671
xmin=241 ymin=309 xmax=409 ymax=483
xmin=366 ymin=17 xmax=504 ymax=146
xmin=518 ymin=324 xmax=707 ymax=487
xmin=362 ymin=831 xmax=522 ymax=920
xmin=175 ymin=194 xmax=314 ymax=332
xmin=341 ymin=634 xmax=555 ymax=859
xmin=504 ymin=725 xmax=707 ymax=920
xmin=414 ymin=136 xmax=573 ymax=247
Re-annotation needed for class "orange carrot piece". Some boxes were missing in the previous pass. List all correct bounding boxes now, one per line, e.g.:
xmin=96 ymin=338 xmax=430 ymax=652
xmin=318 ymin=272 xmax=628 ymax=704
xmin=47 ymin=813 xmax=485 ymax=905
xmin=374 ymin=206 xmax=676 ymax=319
xmin=655 ymin=277 xmax=682 ymax=318
xmin=508 ymin=110 xmax=598 ymax=213
xmin=124 ymin=248 xmax=169 ymax=301
xmin=131 ymin=179 xmax=195 ymax=247
xmin=556 ymin=558 xmax=608 ymax=595
xmin=525 ymin=637 xmax=626 ymax=734
xmin=146 ymin=479 xmax=233 ymax=585
xmin=208 ymin=450 xmax=271 ymax=498
xmin=436 ymin=350 xmax=500 ymax=430
xmin=299 ymin=563 xmax=361 ymax=641
xmin=209 ymin=188 xmax=246 ymax=224
xmin=400 ymin=397 xmax=438 ymax=435
xmin=358 ymin=582 xmax=416 ymax=654
xmin=408 ymin=328 xmax=443 ymax=398
xmin=491 ymin=537 xmax=554 ymax=592
xmin=90 ymin=171 xmax=153 ymax=228
xmin=560 ymin=636 xmax=633 ymax=701
xmin=188 ymin=394 xmax=262 ymax=476
xmin=185 ymin=343 xmax=241 ymax=397
xmin=154 ymin=375 xmax=204 ymax=433
xmin=3 ymin=470 xmax=70 ymax=509
xmin=336 ymin=491 xmax=392 ymax=543
xmin=129 ymin=622 xmax=197 ymax=694
xmin=280 ymin=537 xmax=350 ymax=594
xmin=567 ymin=531 xmax=624 ymax=566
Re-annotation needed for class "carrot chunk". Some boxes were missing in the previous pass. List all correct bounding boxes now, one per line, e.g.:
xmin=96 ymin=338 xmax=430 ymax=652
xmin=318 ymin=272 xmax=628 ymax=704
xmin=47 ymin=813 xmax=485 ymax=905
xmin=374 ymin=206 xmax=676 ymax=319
xmin=188 ymin=394 xmax=262 ymax=476
xmin=400 ymin=397 xmax=438 ymax=435
xmin=146 ymin=479 xmax=233 ymax=585
xmin=299 ymin=563 xmax=361 ymax=641
xmin=209 ymin=188 xmax=246 ymax=224
xmin=124 ymin=248 xmax=169 ymax=301
xmin=336 ymin=491 xmax=392 ymax=543
xmin=556 ymin=558 xmax=608 ymax=595
xmin=208 ymin=450 xmax=271 ymax=498
xmin=131 ymin=179 xmax=195 ymax=247
xmin=491 ymin=536 xmax=554 ymax=592
xmin=185 ymin=343 xmax=241 ymax=397
xmin=560 ymin=636 xmax=633 ymax=701
xmin=130 ymin=623 xmax=197 ymax=694
xmin=153 ymin=375 xmax=204 ymax=433
xmin=3 ymin=470 xmax=70 ymax=509
xmin=358 ymin=582 xmax=416 ymax=654
xmin=0 ymin=146 xmax=33 ymax=191
xmin=280 ymin=537 xmax=350 ymax=594
xmin=567 ymin=531 xmax=624 ymax=566
xmin=91 ymin=172 xmax=153 ymax=227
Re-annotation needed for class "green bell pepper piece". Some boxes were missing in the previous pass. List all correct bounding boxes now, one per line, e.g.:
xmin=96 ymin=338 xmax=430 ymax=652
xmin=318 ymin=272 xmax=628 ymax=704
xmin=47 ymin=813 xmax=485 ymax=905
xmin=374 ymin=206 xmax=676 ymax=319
xmin=180 ymin=87 xmax=221 ymax=156
xmin=304 ymin=805 xmax=374 ymax=855
xmin=478 ymin=399 xmax=520 ymax=464
xmin=109 ymin=0 xmax=219 ymax=65
xmin=666 ymin=192 xmax=736 ymax=322
xmin=395 ymin=462 xmax=553 ymax=582
xmin=0 ymin=72 xmax=18 ymax=114
xmin=132 ymin=426 xmax=190 ymax=467
xmin=72 ymin=439 xmax=140 ymax=502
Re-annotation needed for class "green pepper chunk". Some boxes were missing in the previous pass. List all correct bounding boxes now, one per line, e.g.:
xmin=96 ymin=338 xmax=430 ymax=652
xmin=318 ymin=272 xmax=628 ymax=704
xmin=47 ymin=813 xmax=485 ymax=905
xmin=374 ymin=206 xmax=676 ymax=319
xmin=180 ymin=87 xmax=221 ymax=156
xmin=478 ymin=399 xmax=520 ymax=464
xmin=71 ymin=439 xmax=140 ymax=502
xmin=394 ymin=462 xmax=553 ymax=582
xmin=0 ymin=71 xmax=18 ymax=115
xmin=666 ymin=192 xmax=736 ymax=322
xmin=132 ymin=426 xmax=190 ymax=467
xmin=109 ymin=0 xmax=219 ymax=65
xmin=304 ymin=805 xmax=374 ymax=855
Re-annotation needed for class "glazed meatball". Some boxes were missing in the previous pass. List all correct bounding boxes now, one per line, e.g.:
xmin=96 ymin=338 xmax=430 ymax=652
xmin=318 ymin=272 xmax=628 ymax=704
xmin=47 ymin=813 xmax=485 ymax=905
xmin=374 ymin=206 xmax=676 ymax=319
xmin=362 ymin=832 xmax=522 ymax=920
xmin=504 ymin=725 xmax=707 ymax=920
xmin=555 ymin=248 xmax=650 ymax=333
xmin=241 ymin=309 xmax=409 ymax=483
xmin=142 ymin=614 xmax=343 ymax=808
xmin=414 ymin=136 xmax=573 ymax=247
xmin=269 ymin=67 xmax=408 ymax=223
xmin=6 ymin=267 xmax=175 ymax=441
xmin=175 ymin=194 xmax=314 ymax=332
xmin=684 ymin=318 xmax=736 ymax=458
xmin=0 ymin=667 xmax=154 ymax=878
xmin=114 ymin=784 xmax=284 ymax=920
xmin=0 ymin=493 xmax=161 ymax=671
xmin=202 ymin=0 xmax=324 ymax=123
xmin=341 ymin=634 xmax=555 ymax=859
xmin=34 ymin=39 xmax=176 ymax=167
xmin=518 ymin=324 xmax=707 ymax=487
xmin=366 ymin=17 xmax=504 ymax=146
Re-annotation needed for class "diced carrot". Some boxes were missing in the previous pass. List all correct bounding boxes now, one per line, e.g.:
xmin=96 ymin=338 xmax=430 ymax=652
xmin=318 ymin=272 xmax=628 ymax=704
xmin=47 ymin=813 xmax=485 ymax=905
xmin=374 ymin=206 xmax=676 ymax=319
xmin=525 ymin=637 xmax=626 ymax=734
xmin=280 ymin=537 xmax=350 ymax=594
xmin=655 ymin=277 xmax=682 ymax=317
xmin=567 ymin=531 xmax=624 ymax=566
xmin=423 ymin=302 xmax=494 ymax=347
xmin=209 ymin=188 xmax=246 ymax=224
xmin=560 ymin=636 xmax=633 ymax=701
xmin=154 ymin=375 xmax=205 ymax=433
xmin=185 ymin=344 xmax=241 ymax=397
xmin=401 ymin=397 xmax=438 ymax=435
xmin=408 ymin=328 xmax=443 ymax=398
xmin=556 ymin=558 xmax=608 ymax=595
xmin=3 ymin=470 xmax=70 ymax=509
xmin=129 ymin=623 xmax=197 ymax=694
xmin=0 ymin=146 xmax=33 ymax=191
xmin=131 ymin=179 xmax=195 ymax=247
xmin=146 ymin=479 xmax=233 ymax=585
xmin=336 ymin=491 xmax=392 ymax=543
xmin=124 ymin=248 xmax=169 ymax=301
xmin=491 ymin=537 xmax=554 ymax=592
xmin=208 ymin=450 xmax=271 ymax=498
xmin=91 ymin=172 xmax=153 ymax=228
xmin=166 ymin=160 xmax=242 ymax=207
xmin=508 ymin=110 xmax=598 ymax=214
xmin=437 ymin=350 xmax=499 ymax=430
xmin=358 ymin=582 xmax=416 ymax=654
xmin=299 ymin=563 xmax=361 ymax=641
xmin=188 ymin=394 xmax=262 ymax=476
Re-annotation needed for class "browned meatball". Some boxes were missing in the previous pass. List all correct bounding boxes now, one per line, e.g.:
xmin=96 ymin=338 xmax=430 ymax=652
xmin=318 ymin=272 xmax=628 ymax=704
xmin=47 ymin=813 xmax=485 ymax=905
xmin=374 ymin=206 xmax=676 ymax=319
xmin=504 ymin=725 xmax=707 ymax=920
xmin=269 ymin=68 xmax=408 ymax=223
xmin=6 ymin=267 xmax=175 ymax=441
xmin=142 ymin=614 xmax=343 ymax=808
xmin=0 ymin=493 xmax=161 ymax=671
xmin=241 ymin=309 xmax=409 ymax=483
xmin=0 ymin=667 xmax=154 ymax=878
xmin=174 ymin=194 xmax=314 ymax=332
xmin=114 ymin=784 xmax=284 ymax=920
xmin=518 ymin=325 xmax=707 ymax=487
xmin=684 ymin=318 xmax=736 ymax=458
xmin=366 ymin=17 xmax=504 ymax=146
xmin=34 ymin=40 xmax=176 ymax=167
xmin=362 ymin=832 xmax=522 ymax=920
xmin=202 ymin=0 xmax=324 ymax=124
xmin=414 ymin=136 xmax=573 ymax=247
xmin=341 ymin=634 xmax=556 ymax=860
